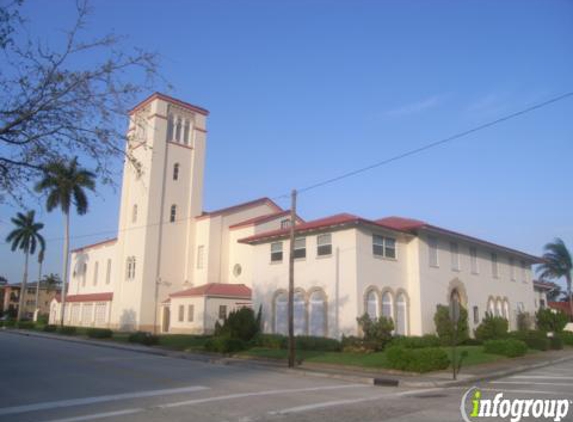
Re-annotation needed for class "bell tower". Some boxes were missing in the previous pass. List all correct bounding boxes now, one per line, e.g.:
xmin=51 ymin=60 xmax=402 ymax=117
xmin=111 ymin=93 xmax=209 ymax=331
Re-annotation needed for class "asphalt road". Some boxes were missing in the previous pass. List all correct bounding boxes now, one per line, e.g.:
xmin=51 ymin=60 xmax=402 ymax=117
xmin=1 ymin=332 xmax=572 ymax=422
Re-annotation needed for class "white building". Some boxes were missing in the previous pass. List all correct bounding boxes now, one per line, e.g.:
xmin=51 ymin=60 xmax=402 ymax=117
xmin=50 ymin=93 xmax=541 ymax=338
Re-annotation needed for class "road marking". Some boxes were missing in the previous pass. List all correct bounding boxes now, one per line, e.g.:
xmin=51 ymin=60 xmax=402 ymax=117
xmin=508 ymin=375 xmax=573 ymax=380
xmin=491 ymin=381 xmax=573 ymax=387
xmin=268 ymin=387 xmax=442 ymax=415
xmin=158 ymin=383 xmax=370 ymax=409
xmin=479 ymin=388 xmax=568 ymax=396
xmin=0 ymin=385 xmax=209 ymax=416
xmin=42 ymin=409 xmax=142 ymax=422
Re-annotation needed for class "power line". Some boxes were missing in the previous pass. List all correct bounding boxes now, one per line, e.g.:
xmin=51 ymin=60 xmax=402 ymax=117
xmin=3 ymin=91 xmax=572 ymax=246
xmin=275 ymin=91 xmax=573 ymax=197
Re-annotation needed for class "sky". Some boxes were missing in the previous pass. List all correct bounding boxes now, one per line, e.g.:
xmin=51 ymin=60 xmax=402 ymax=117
xmin=1 ymin=0 xmax=572 ymax=291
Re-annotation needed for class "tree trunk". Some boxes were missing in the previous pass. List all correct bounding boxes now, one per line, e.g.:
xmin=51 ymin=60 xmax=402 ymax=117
xmin=565 ymin=273 xmax=573 ymax=321
xmin=17 ymin=250 xmax=30 ymax=322
xmin=60 ymin=211 xmax=70 ymax=327
xmin=34 ymin=258 xmax=43 ymax=321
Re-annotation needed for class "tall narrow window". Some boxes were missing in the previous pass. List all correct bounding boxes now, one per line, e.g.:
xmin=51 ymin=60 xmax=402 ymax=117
xmin=271 ymin=242 xmax=283 ymax=262
xmin=132 ymin=204 xmax=138 ymax=223
xmin=106 ymin=259 xmax=112 ymax=285
xmin=473 ymin=306 xmax=479 ymax=324
xmin=520 ymin=260 xmax=527 ymax=283
xmin=428 ymin=236 xmax=439 ymax=267
xmin=395 ymin=293 xmax=408 ymax=335
xmin=509 ymin=257 xmax=516 ymax=281
xmin=218 ymin=305 xmax=227 ymax=320
xmin=470 ymin=247 xmax=478 ymax=274
xmin=183 ymin=120 xmax=190 ymax=145
xmin=280 ymin=219 xmax=290 ymax=229
xmin=178 ymin=305 xmax=184 ymax=322
xmin=294 ymin=238 xmax=306 ymax=259
xmin=366 ymin=290 xmax=379 ymax=319
xmin=196 ymin=245 xmax=205 ymax=269
xmin=93 ymin=261 xmax=99 ymax=286
xmin=317 ymin=233 xmax=332 ymax=256
xmin=126 ymin=257 xmax=136 ymax=280
xmin=309 ymin=290 xmax=326 ymax=337
xmin=166 ymin=114 xmax=174 ymax=141
xmin=450 ymin=242 xmax=460 ymax=271
xmin=175 ymin=117 xmax=182 ymax=142
xmin=491 ymin=253 xmax=499 ymax=278
xmin=82 ymin=263 xmax=87 ymax=287
xmin=382 ymin=292 xmax=393 ymax=320
xmin=274 ymin=292 xmax=288 ymax=335
xmin=294 ymin=292 xmax=306 ymax=335
xmin=187 ymin=304 xmax=194 ymax=322
xmin=173 ymin=163 xmax=179 ymax=181
xmin=170 ymin=204 xmax=177 ymax=223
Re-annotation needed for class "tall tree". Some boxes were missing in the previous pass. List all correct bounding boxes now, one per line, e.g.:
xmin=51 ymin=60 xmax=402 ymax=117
xmin=35 ymin=158 xmax=95 ymax=326
xmin=34 ymin=248 xmax=46 ymax=320
xmin=5 ymin=210 xmax=45 ymax=321
xmin=537 ymin=238 xmax=573 ymax=320
xmin=0 ymin=0 xmax=160 ymax=203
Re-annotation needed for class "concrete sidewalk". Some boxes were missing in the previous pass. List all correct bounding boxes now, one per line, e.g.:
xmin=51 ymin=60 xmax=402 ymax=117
xmin=3 ymin=328 xmax=573 ymax=388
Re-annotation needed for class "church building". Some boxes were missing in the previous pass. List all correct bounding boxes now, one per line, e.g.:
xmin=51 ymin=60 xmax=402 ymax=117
xmin=50 ymin=93 xmax=542 ymax=338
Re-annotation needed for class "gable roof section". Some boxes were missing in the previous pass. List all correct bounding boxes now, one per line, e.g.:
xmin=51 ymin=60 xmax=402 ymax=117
xmin=130 ymin=92 xmax=209 ymax=116
xmin=71 ymin=238 xmax=117 ymax=254
xmin=170 ymin=283 xmax=252 ymax=299
xmin=197 ymin=197 xmax=283 ymax=221
xmin=229 ymin=210 xmax=304 ymax=230
xmin=54 ymin=292 xmax=113 ymax=303
xmin=377 ymin=216 xmax=540 ymax=262
xmin=239 ymin=213 xmax=407 ymax=244
xmin=548 ymin=302 xmax=572 ymax=316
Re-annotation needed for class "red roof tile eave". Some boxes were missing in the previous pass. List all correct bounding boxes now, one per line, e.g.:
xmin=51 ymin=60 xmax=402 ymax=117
xmin=229 ymin=210 xmax=304 ymax=230
xmin=196 ymin=197 xmax=283 ymax=221
xmin=418 ymin=225 xmax=541 ymax=263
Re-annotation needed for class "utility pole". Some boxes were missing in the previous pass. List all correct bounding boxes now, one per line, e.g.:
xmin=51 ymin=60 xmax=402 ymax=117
xmin=288 ymin=189 xmax=297 ymax=368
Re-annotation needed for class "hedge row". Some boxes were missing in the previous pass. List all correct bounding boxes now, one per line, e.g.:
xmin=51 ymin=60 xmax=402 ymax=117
xmin=484 ymin=339 xmax=528 ymax=357
xmin=386 ymin=346 xmax=450 ymax=373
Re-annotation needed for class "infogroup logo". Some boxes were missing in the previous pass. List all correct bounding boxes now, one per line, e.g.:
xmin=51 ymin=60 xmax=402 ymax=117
xmin=460 ymin=387 xmax=571 ymax=422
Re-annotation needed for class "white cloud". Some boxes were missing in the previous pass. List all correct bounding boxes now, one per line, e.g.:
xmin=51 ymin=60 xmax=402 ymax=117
xmin=384 ymin=95 xmax=445 ymax=117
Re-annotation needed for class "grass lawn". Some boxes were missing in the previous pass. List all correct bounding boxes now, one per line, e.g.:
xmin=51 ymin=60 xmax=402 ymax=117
xmin=157 ymin=334 xmax=212 ymax=351
xmin=446 ymin=345 xmax=507 ymax=366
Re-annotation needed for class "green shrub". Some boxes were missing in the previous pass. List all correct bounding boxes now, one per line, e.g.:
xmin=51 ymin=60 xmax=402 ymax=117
xmin=475 ymin=314 xmax=509 ymax=342
xmin=214 ymin=307 xmax=261 ymax=342
xmin=128 ymin=331 xmax=159 ymax=345
xmin=250 ymin=334 xmax=287 ymax=349
xmin=509 ymin=330 xmax=550 ymax=351
xmin=4 ymin=320 xmax=16 ymax=328
xmin=43 ymin=324 xmax=57 ymax=332
xmin=386 ymin=346 xmax=450 ymax=373
xmin=294 ymin=336 xmax=341 ymax=352
xmin=434 ymin=305 xmax=469 ymax=346
xmin=549 ymin=335 xmax=564 ymax=350
xmin=86 ymin=328 xmax=113 ymax=339
xmin=204 ymin=337 xmax=246 ymax=354
xmin=461 ymin=338 xmax=483 ymax=346
xmin=561 ymin=331 xmax=573 ymax=346
xmin=58 ymin=326 xmax=77 ymax=336
xmin=36 ymin=314 xmax=49 ymax=325
xmin=15 ymin=321 xmax=35 ymax=329
xmin=389 ymin=335 xmax=441 ymax=349
xmin=357 ymin=313 xmax=394 ymax=351
xmin=517 ymin=312 xmax=534 ymax=331
xmin=484 ymin=339 xmax=528 ymax=357
xmin=536 ymin=309 xmax=569 ymax=333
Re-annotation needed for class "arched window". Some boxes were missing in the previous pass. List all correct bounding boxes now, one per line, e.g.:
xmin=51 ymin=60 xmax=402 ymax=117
xmin=309 ymin=290 xmax=327 ymax=337
xmin=175 ymin=117 xmax=182 ymax=142
xmin=173 ymin=163 xmax=179 ymax=181
xmin=274 ymin=292 xmax=288 ymax=335
xmin=166 ymin=114 xmax=174 ymax=141
xmin=93 ymin=261 xmax=99 ymax=286
xmin=382 ymin=291 xmax=393 ymax=320
xmin=366 ymin=290 xmax=379 ymax=319
xmin=395 ymin=293 xmax=408 ymax=335
xmin=132 ymin=204 xmax=138 ymax=223
xmin=170 ymin=205 xmax=177 ymax=223
xmin=126 ymin=257 xmax=136 ymax=280
xmin=183 ymin=120 xmax=190 ymax=145
xmin=487 ymin=298 xmax=495 ymax=316
xmin=496 ymin=299 xmax=503 ymax=318
xmin=503 ymin=300 xmax=510 ymax=320
xmin=294 ymin=291 xmax=306 ymax=335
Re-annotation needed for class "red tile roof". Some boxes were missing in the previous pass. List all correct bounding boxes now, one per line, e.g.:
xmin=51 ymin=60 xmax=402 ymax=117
xmin=533 ymin=280 xmax=559 ymax=291
xmin=130 ymin=92 xmax=209 ymax=116
xmin=548 ymin=302 xmax=573 ymax=316
xmin=54 ymin=292 xmax=113 ymax=303
xmin=170 ymin=283 xmax=252 ymax=299
xmin=71 ymin=238 xmax=117 ymax=254
xmin=239 ymin=213 xmax=406 ymax=244
xmin=377 ymin=216 xmax=540 ymax=262
xmin=197 ymin=197 xmax=283 ymax=220
xmin=229 ymin=210 xmax=304 ymax=230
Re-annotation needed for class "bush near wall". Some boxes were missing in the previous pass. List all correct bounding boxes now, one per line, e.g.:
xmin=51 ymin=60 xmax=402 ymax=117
xmin=250 ymin=334 xmax=287 ymax=350
xmin=561 ymin=331 xmax=573 ymax=346
xmin=536 ymin=309 xmax=569 ymax=333
xmin=386 ymin=346 xmax=450 ymax=373
xmin=58 ymin=326 xmax=77 ymax=336
xmin=474 ymin=314 xmax=509 ymax=342
xmin=128 ymin=331 xmax=159 ymax=346
xmin=294 ymin=336 xmax=342 ymax=352
xmin=15 ymin=321 xmax=36 ymax=329
xmin=43 ymin=324 xmax=57 ymax=332
xmin=509 ymin=330 xmax=550 ymax=351
xmin=549 ymin=335 xmax=564 ymax=350
xmin=356 ymin=313 xmax=394 ymax=351
xmin=389 ymin=335 xmax=441 ymax=349
xmin=434 ymin=305 xmax=469 ymax=346
xmin=484 ymin=339 xmax=528 ymax=358
xmin=86 ymin=328 xmax=113 ymax=339
xmin=204 ymin=337 xmax=246 ymax=354
xmin=3 ymin=320 xmax=16 ymax=328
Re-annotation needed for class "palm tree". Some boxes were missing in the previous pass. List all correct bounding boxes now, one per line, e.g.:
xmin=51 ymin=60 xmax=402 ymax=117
xmin=5 ymin=211 xmax=45 ymax=321
xmin=35 ymin=158 xmax=95 ymax=326
xmin=34 ymin=248 xmax=46 ymax=320
xmin=537 ymin=238 xmax=573 ymax=319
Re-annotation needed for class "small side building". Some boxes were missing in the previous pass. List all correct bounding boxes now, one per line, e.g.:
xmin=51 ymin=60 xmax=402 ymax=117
xmin=164 ymin=283 xmax=252 ymax=334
